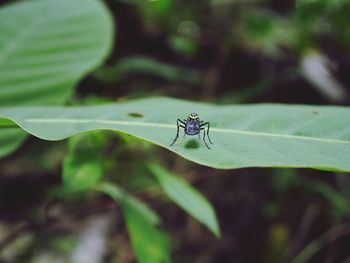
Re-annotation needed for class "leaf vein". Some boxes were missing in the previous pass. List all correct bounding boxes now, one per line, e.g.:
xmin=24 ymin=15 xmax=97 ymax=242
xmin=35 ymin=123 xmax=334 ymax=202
xmin=23 ymin=118 xmax=350 ymax=145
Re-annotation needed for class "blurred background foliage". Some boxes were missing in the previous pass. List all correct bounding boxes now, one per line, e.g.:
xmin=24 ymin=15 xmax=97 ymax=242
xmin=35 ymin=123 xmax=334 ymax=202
xmin=0 ymin=0 xmax=350 ymax=262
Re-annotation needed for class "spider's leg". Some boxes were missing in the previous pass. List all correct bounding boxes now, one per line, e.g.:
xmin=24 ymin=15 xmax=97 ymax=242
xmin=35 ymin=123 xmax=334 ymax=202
xmin=198 ymin=121 xmax=202 ymax=139
xmin=170 ymin=121 xmax=180 ymax=146
xmin=180 ymin=119 xmax=186 ymax=137
xmin=200 ymin=127 xmax=210 ymax=149
xmin=170 ymin=119 xmax=185 ymax=146
xmin=201 ymin=122 xmax=213 ymax=144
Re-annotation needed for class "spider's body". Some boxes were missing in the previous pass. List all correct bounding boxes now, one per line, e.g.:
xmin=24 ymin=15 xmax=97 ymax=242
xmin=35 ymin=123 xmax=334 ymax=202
xmin=170 ymin=113 xmax=213 ymax=149
xmin=185 ymin=120 xmax=201 ymax=135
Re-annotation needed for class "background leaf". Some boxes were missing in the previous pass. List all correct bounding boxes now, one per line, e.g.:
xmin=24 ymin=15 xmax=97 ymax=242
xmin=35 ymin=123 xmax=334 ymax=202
xmin=98 ymin=182 xmax=171 ymax=263
xmin=1 ymin=97 xmax=350 ymax=171
xmin=0 ymin=129 xmax=27 ymax=157
xmin=94 ymin=56 xmax=201 ymax=84
xmin=148 ymin=163 xmax=220 ymax=237
xmin=0 ymin=0 xmax=114 ymax=157
xmin=63 ymin=132 xmax=107 ymax=193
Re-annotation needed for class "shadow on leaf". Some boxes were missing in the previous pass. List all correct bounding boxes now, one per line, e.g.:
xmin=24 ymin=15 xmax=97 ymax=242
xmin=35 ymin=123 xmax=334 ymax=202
xmin=185 ymin=139 xmax=200 ymax=149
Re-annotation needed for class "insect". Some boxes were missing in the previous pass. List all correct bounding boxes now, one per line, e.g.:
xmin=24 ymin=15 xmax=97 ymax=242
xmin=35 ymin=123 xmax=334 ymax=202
xmin=170 ymin=113 xmax=213 ymax=149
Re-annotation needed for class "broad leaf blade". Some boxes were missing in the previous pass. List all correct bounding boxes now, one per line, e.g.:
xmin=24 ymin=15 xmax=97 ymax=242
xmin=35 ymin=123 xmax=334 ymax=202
xmin=0 ymin=0 xmax=114 ymax=157
xmin=148 ymin=163 xmax=220 ymax=237
xmin=0 ymin=0 xmax=113 ymax=105
xmin=0 ymin=97 xmax=350 ymax=171
xmin=98 ymin=182 xmax=171 ymax=263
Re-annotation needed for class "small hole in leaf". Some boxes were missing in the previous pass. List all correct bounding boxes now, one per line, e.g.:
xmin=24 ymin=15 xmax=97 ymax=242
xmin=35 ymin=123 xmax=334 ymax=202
xmin=311 ymin=110 xmax=319 ymax=115
xmin=185 ymin=139 xmax=199 ymax=149
xmin=128 ymin=112 xmax=144 ymax=118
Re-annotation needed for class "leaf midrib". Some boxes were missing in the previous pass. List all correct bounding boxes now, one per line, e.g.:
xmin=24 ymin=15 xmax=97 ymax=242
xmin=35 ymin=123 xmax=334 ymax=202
xmin=23 ymin=118 xmax=350 ymax=145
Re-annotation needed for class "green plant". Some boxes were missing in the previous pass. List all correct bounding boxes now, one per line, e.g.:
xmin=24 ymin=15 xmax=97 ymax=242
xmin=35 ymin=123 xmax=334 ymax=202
xmin=0 ymin=0 xmax=113 ymax=158
xmin=1 ymin=99 xmax=350 ymax=171
xmin=1 ymin=0 xmax=350 ymax=262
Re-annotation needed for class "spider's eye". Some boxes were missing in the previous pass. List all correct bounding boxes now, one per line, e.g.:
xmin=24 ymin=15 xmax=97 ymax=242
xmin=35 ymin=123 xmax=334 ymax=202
xmin=189 ymin=113 xmax=198 ymax=119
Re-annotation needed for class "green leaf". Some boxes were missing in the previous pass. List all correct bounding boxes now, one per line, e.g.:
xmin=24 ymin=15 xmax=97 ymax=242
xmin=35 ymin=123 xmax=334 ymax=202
xmin=97 ymin=182 xmax=171 ymax=263
xmin=0 ymin=0 xmax=113 ymax=105
xmin=1 ymin=97 xmax=350 ymax=171
xmin=0 ymin=0 xmax=114 ymax=157
xmin=63 ymin=132 xmax=107 ymax=193
xmin=308 ymin=181 xmax=350 ymax=219
xmin=94 ymin=56 xmax=201 ymax=84
xmin=0 ymin=129 xmax=27 ymax=157
xmin=148 ymin=163 xmax=220 ymax=237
